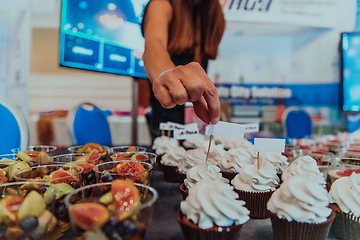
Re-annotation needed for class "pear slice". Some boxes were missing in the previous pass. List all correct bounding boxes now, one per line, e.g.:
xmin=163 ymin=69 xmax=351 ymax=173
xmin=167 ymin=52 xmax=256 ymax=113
xmin=18 ymin=191 xmax=46 ymax=220
xmin=8 ymin=161 xmax=30 ymax=181
xmin=99 ymin=192 xmax=113 ymax=205
xmin=54 ymin=183 xmax=74 ymax=200
xmin=17 ymin=151 xmax=33 ymax=163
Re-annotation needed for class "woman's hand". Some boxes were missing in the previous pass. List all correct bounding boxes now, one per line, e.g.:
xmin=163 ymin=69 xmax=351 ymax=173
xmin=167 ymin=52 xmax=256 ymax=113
xmin=152 ymin=62 xmax=221 ymax=124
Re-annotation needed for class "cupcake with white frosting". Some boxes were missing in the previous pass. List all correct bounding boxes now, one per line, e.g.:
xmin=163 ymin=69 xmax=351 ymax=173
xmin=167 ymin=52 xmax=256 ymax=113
xmin=231 ymin=161 xmax=279 ymax=219
xmin=281 ymin=156 xmax=325 ymax=184
xmin=159 ymin=146 xmax=186 ymax=183
xmin=213 ymin=136 xmax=254 ymax=150
xmin=267 ymin=174 xmax=335 ymax=240
xmin=152 ymin=136 xmax=178 ymax=166
xmin=179 ymin=163 xmax=228 ymax=199
xmin=177 ymin=179 xmax=249 ymax=240
xmin=329 ymin=173 xmax=360 ymax=240
xmin=183 ymin=134 xmax=206 ymax=150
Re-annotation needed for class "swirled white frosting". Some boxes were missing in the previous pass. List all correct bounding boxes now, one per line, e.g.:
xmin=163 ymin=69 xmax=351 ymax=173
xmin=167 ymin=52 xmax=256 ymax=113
xmin=231 ymin=161 xmax=279 ymax=192
xmin=213 ymin=136 xmax=254 ymax=150
xmin=184 ymin=163 xmax=228 ymax=189
xmin=329 ymin=172 xmax=360 ymax=216
xmin=160 ymin=146 xmax=186 ymax=167
xmin=183 ymin=135 xmax=206 ymax=149
xmin=177 ymin=149 xmax=208 ymax=173
xmin=260 ymin=152 xmax=289 ymax=174
xmin=267 ymin=174 xmax=332 ymax=223
xmin=152 ymin=136 xmax=178 ymax=155
xmin=219 ymin=148 xmax=255 ymax=173
xmin=198 ymin=141 xmax=226 ymax=166
xmin=180 ymin=179 xmax=250 ymax=229
xmin=281 ymin=156 xmax=324 ymax=182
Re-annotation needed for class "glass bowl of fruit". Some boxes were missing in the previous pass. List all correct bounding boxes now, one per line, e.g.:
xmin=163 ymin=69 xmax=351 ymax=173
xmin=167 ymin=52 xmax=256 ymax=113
xmin=12 ymin=145 xmax=57 ymax=155
xmin=64 ymin=180 xmax=158 ymax=240
xmin=52 ymin=153 xmax=99 ymax=186
xmin=109 ymin=146 xmax=147 ymax=154
xmin=0 ymin=181 xmax=60 ymax=239
xmin=110 ymin=152 xmax=157 ymax=166
xmin=328 ymin=162 xmax=360 ymax=184
xmin=307 ymin=150 xmax=335 ymax=179
xmin=10 ymin=147 xmax=54 ymax=165
xmin=13 ymin=165 xmax=84 ymax=226
xmin=94 ymin=160 xmax=154 ymax=185
xmin=68 ymin=143 xmax=109 ymax=162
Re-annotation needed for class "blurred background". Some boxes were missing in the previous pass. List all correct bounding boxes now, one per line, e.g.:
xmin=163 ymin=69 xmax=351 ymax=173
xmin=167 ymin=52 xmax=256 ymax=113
xmin=0 ymin=0 xmax=359 ymax=147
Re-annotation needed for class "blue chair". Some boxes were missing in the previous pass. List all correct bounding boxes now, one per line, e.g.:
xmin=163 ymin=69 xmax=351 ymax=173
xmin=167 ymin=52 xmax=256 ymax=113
xmin=67 ymin=103 xmax=112 ymax=146
xmin=282 ymin=107 xmax=312 ymax=139
xmin=0 ymin=97 xmax=29 ymax=154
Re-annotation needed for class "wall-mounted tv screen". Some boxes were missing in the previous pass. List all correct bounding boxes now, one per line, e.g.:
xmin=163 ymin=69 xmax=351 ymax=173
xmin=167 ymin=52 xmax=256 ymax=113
xmin=341 ymin=32 xmax=360 ymax=112
xmin=59 ymin=0 xmax=149 ymax=78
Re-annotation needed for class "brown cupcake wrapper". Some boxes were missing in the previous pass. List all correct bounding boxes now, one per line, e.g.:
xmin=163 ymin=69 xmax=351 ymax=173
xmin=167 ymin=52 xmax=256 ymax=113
xmin=221 ymin=171 xmax=237 ymax=182
xmin=179 ymin=183 xmax=188 ymax=200
xmin=235 ymin=189 xmax=274 ymax=219
xmin=183 ymin=146 xmax=196 ymax=151
xmin=175 ymin=168 xmax=186 ymax=184
xmin=176 ymin=210 xmax=244 ymax=240
xmin=269 ymin=210 xmax=335 ymax=240
xmin=329 ymin=205 xmax=360 ymax=240
xmin=156 ymin=154 xmax=165 ymax=171
xmin=161 ymin=164 xmax=181 ymax=183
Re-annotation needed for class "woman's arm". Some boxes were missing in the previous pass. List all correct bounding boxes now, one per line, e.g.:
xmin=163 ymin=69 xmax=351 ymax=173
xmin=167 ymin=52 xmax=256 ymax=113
xmin=142 ymin=0 xmax=221 ymax=124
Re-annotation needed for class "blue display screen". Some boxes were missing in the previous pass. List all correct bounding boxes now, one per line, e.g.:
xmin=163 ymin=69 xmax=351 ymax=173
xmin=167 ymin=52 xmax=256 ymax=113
xmin=342 ymin=33 xmax=360 ymax=112
xmin=59 ymin=0 xmax=149 ymax=78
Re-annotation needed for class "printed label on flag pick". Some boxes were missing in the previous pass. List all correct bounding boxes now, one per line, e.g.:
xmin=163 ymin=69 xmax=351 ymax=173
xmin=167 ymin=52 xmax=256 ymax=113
xmin=159 ymin=122 xmax=168 ymax=130
xmin=205 ymin=121 xmax=245 ymax=139
xmin=173 ymin=129 xmax=199 ymax=140
xmin=167 ymin=121 xmax=185 ymax=130
xmin=243 ymin=123 xmax=259 ymax=133
xmin=254 ymin=138 xmax=285 ymax=152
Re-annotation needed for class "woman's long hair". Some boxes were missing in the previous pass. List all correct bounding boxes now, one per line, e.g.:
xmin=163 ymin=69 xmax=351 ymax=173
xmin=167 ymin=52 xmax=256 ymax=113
xmin=168 ymin=0 xmax=225 ymax=60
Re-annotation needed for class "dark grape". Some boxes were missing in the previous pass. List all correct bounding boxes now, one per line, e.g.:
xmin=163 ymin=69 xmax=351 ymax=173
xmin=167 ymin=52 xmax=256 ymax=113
xmin=82 ymin=187 xmax=93 ymax=198
xmin=20 ymin=215 xmax=38 ymax=233
xmin=54 ymin=202 xmax=68 ymax=218
xmin=38 ymin=184 xmax=47 ymax=194
xmin=101 ymin=172 xmax=115 ymax=183
xmin=116 ymin=219 xmax=138 ymax=236
xmin=68 ymin=180 xmax=80 ymax=189
xmin=108 ymin=232 xmax=122 ymax=240
xmin=102 ymin=220 xmax=116 ymax=236
xmin=85 ymin=171 xmax=95 ymax=184
xmin=28 ymin=160 xmax=39 ymax=168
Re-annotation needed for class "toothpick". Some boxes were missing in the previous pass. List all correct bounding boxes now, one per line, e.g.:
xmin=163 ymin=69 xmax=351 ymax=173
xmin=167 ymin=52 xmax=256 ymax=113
xmin=162 ymin=129 xmax=164 ymax=136
xmin=257 ymin=152 xmax=260 ymax=170
xmin=168 ymin=129 xmax=171 ymax=138
xmin=206 ymin=135 xmax=213 ymax=162
xmin=177 ymin=139 xmax=179 ymax=146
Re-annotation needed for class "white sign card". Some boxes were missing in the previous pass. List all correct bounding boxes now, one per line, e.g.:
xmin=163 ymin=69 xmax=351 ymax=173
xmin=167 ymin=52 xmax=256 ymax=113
xmin=184 ymin=123 xmax=198 ymax=130
xmin=173 ymin=129 xmax=199 ymax=140
xmin=243 ymin=123 xmax=259 ymax=133
xmin=167 ymin=121 xmax=185 ymax=130
xmin=159 ymin=122 xmax=168 ymax=130
xmin=254 ymin=138 xmax=285 ymax=153
xmin=205 ymin=121 xmax=245 ymax=139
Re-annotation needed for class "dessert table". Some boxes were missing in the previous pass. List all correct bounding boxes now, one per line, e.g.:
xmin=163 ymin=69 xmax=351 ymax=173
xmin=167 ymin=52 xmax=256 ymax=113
xmin=147 ymin=168 xmax=339 ymax=240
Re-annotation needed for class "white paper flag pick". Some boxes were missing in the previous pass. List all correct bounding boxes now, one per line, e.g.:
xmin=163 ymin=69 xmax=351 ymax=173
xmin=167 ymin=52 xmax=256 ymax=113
xmin=173 ymin=129 xmax=199 ymax=140
xmin=167 ymin=121 xmax=185 ymax=130
xmin=254 ymin=138 xmax=285 ymax=153
xmin=184 ymin=123 xmax=198 ymax=130
xmin=159 ymin=122 xmax=169 ymax=130
xmin=243 ymin=123 xmax=259 ymax=133
xmin=205 ymin=121 xmax=245 ymax=139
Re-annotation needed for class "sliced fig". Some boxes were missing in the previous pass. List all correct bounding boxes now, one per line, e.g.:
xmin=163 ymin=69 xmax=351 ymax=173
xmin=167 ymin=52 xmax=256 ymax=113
xmin=130 ymin=153 xmax=149 ymax=162
xmin=0 ymin=196 xmax=23 ymax=224
xmin=126 ymin=146 xmax=137 ymax=152
xmin=79 ymin=143 xmax=103 ymax=153
xmin=112 ymin=161 xmax=148 ymax=184
xmin=69 ymin=203 xmax=109 ymax=230
xmin=86 ymin=149 xmax=99 ymax=165
xmin=111 ymin=180 xmax=140 ymax=220
xmin=112 ymin=156 xmax=131 ymax=161
xmin=76 ymin=163 xmax=94 ymax=174
xmin=50 ymin=170 xmax=75 ymax=184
